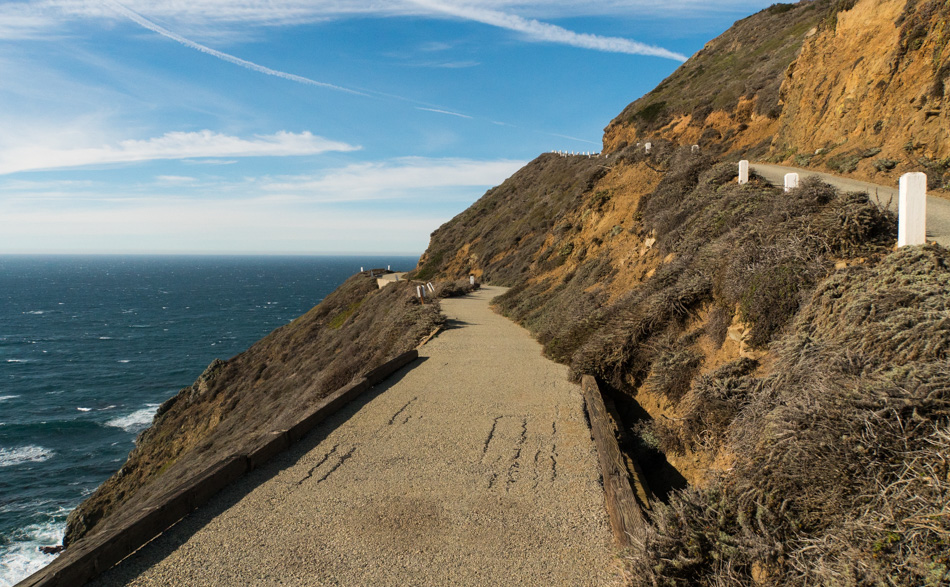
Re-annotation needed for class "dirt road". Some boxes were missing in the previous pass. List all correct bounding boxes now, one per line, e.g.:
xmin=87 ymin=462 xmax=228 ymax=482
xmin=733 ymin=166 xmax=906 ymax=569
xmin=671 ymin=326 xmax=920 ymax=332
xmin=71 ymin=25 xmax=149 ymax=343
xmin=91 ymin=286 xmax=622 ymax=586
xmin=751 ymin=163 xmax=950 ymax=246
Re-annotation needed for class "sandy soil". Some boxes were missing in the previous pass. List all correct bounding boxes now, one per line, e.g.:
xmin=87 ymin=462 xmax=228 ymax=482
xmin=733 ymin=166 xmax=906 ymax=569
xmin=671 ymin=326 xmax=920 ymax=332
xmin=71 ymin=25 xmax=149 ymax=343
xmin=90 ymin=286 xmax=623 ymax=587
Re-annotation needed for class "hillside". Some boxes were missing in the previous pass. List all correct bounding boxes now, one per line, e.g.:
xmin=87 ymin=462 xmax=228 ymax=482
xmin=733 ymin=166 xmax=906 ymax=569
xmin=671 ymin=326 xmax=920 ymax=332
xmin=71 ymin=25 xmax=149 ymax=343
xmin=605 ymin=0 xmax=950 ymax=193
xmin=412 ymin=0 xmax=950 ymax=582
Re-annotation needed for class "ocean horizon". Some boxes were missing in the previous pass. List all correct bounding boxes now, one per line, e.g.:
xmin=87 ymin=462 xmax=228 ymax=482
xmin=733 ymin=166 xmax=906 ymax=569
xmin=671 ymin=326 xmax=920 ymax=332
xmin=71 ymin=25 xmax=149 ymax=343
xmin=0 ymin=254 xmax=419 ymax=586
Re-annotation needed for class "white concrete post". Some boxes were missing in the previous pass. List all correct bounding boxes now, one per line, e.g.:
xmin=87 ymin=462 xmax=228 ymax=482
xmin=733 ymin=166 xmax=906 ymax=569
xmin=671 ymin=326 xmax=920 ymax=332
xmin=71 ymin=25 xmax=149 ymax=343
xmin=387 ymin=265 xmax=390 ymax=270
xmin=427 ymin=282 xmax=435 ymax=293
xmin=644 ymin=142 xmax=652 ymax=154
xmin=360 ymin=266 xmax=364 ymax=272
xmin=692 ymin=145 xmax=700 ymax=153
xmin=469 ymin=275 xmax=475 ymax=286
xmin=738 ymin=160 xmax=749 ymax=185
xmin=784 ymin=173 xmax=799 ymax=192
xmin=898 ymin=172 xmax=928 ymax=247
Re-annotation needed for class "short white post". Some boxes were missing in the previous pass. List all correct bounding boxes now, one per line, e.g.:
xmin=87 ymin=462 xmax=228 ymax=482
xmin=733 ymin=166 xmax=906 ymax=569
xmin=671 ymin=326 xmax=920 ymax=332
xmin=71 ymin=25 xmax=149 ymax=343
xmin=387 ymin=265 xmax=390 ymax=270
xmin=469 ymin=275 xmax=475 ymax=285
xmin=644 ymin=142 xmax=652 ymax=154
xmin=898 ymin=172 xmax=928 ymax=247
xmin=427 ymin=282 xmax=435 ymax=293
xmin=784 ymin=173 xmax=799 ymax=192
xmin=738 ymin=160 xmax=749 ymax=185
xmin=692 ymin=144 xmax=700 ymax=153
xmin=360 ymin=266 xmax=364 ymax=272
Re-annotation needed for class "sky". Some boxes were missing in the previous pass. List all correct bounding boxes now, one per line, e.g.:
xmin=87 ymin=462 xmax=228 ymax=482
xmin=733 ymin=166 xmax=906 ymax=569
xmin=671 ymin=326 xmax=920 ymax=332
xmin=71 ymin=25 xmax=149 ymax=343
xmin=0 ymin=0 xmax=778 ymax=255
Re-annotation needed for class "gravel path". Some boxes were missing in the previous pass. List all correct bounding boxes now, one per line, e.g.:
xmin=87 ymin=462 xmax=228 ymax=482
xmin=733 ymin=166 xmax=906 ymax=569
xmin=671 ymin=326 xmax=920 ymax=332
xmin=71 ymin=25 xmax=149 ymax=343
xmin=751 ymin=163 xmax=950 ymax=246
xmin=91 ymin=286 xmax=622 ymax=587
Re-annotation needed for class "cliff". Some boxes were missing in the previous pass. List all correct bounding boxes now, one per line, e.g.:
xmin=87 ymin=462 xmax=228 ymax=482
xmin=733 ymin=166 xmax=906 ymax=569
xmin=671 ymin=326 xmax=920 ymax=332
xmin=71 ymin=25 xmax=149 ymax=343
xmin=411 ymin=0 xmax=950 ymax=582
xmin=63 ymin=273 xmax=443 ymax=546
xmin=604 ymin=0 xmax=950 ymax=193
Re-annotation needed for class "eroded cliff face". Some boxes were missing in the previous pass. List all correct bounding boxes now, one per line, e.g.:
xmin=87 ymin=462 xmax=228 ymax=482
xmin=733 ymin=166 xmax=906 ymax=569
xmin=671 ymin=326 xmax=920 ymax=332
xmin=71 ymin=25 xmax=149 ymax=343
xmin=774 ymin=0 xmax=950 ymax=189
xmin=605 ymin=0 xmax=950 ymax=191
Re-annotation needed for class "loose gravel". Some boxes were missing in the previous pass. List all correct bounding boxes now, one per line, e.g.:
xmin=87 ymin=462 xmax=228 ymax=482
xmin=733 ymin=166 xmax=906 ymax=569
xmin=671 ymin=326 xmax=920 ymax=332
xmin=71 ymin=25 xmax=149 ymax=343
xmin=91 ymin=286 xmax=623 ymax=586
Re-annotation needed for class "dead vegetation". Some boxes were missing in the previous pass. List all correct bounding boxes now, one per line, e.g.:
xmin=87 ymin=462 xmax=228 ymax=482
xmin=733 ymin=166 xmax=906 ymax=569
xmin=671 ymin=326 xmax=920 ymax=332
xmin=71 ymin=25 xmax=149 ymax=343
xmin=631 ymin=246 xmax=950 ymax=585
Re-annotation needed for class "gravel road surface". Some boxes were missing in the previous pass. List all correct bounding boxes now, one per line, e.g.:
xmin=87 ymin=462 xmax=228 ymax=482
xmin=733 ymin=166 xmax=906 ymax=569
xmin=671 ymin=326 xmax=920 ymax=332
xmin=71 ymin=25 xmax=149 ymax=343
xmin=751 ymin=163 xmax=950 ymax=246
xmin=91 ymin=286 xmax=622 ymax=587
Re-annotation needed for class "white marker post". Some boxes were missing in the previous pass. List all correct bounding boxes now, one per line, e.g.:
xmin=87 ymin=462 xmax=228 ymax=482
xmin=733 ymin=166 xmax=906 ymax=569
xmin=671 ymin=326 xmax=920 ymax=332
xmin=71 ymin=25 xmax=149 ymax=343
xmin=784 ymin=173 xmax=799 ymax=192
xmin=738 ymin=160 xmax=749 ymax=185
xmin=427 ymin=282 xmax=435 ymax=293
xmin=644 ymin=142 xmax=652 ymax=154
xmin=692 ymin=144 xmax=700 ymax=153
xmin=360 ymin=266 xmax=364 ymax=272
xmin=898 ymin=172 xmax=928 ymax=247
xmin=469 ymin=275 xmax=475 ymax=286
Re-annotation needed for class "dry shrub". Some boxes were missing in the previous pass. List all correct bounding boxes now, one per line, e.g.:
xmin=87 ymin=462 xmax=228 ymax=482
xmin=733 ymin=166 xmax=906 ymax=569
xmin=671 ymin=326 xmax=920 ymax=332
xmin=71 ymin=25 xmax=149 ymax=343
xmin=433 ymin=279 xmax=478 ymax=298
xmin=631 ymin=245 xmax=950 ymax=586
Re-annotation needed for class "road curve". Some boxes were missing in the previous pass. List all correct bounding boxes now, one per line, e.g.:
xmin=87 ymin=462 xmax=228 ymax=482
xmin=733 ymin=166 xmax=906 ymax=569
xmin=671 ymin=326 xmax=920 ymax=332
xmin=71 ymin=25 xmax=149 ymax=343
xmin=751 ymin=163 xmax=950 ymax=247
xmin=90 ymin=286 xmax=623 ymax=587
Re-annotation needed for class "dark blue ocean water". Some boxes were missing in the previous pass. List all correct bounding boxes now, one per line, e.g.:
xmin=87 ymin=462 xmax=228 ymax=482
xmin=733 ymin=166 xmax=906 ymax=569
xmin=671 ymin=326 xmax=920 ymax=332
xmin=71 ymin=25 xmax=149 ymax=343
xmin=0 ymin=255 xmax=418 ymax=586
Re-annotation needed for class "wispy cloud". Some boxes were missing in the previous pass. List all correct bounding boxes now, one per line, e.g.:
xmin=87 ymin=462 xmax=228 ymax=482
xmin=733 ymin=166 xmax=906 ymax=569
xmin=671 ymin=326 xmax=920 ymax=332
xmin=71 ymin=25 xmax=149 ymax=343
xmin=0 ymin=130 xmax=359 ymax=175
xmin=102 ymin=1 xmax=370 ymax=96
xmin=406 ymin=0 xmax=687 ymax=61
xmin=259 ymin=157 xmax=526 ymax=201
xmin=416 ymin=107 xmax=473 ymax=119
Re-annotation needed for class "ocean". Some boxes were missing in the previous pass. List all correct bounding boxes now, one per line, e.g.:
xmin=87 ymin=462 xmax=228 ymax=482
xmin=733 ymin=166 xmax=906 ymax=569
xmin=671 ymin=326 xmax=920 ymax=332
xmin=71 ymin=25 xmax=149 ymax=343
xmin=0 ymin=254 xmax=418 ymax=586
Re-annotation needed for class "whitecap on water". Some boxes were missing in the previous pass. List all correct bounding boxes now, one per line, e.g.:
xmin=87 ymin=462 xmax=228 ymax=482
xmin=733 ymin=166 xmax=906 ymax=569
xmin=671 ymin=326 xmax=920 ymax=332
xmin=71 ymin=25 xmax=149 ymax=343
xmin=117 ymin=360 xmax=130 ymax=363
xmin=0 ymin=446 xmax=55 ymax=468
xmin=0 ymin=514 xmax=68 ymax=587
xmin=76 ymin=407 xmax=92 ymax=412
xmin=0 ymin=395 xmax=19 ymax=402
xmin=105 ymin=404 xmax=160 ymax=433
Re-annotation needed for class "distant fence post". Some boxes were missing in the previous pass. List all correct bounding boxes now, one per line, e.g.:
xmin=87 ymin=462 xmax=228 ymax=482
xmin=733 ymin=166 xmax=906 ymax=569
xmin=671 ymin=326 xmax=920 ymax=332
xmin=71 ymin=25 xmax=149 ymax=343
xmin=692 ymin=144 xmax=699 ymax=153
xmin=898 ymin=172 xmax=928 ymax=247
xmin=469 ymin=275 xmax=475 ymax=286
xmin=738 ymin=160 xmax=749 ymax=185
xmin=784 ymin=172 xmax=799 ymax=192
xmin=644 ymin=142 xmax=652 ymax=154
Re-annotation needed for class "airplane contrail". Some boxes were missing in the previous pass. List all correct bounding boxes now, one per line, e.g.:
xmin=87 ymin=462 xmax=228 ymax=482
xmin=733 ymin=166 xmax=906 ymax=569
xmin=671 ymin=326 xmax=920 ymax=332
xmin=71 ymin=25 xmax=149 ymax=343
xmin=104 ymin=0 xmax=369 ymax=96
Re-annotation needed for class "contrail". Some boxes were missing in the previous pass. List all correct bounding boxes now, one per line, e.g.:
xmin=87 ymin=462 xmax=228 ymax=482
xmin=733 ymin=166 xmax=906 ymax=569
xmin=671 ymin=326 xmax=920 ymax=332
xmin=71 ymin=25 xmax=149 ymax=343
xmin=104 ymin=0 xmax=611 ymax=147
xmin=416 ymin=107 xmax=473 ymax=119
xmin=104 ymin=0 xmax=369 ymax=96
xmin=407 ymin=0 xmax=688 ymax=62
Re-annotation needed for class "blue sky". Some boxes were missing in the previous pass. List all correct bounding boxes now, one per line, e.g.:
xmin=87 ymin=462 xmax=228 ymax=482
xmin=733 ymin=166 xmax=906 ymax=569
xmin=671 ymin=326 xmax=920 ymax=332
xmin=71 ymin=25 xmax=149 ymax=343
xmin=0 ymin=0 xmax=776 ymax=255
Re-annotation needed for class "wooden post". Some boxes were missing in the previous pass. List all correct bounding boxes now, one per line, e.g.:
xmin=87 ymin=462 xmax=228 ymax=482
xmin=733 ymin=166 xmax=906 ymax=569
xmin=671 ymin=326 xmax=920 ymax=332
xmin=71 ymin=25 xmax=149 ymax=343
xmin=784 ymin=172 xmax=799 ymax=192
xmin=899 ymin=172 xmax=928 ymax=247
xmin=581 ymin=375 xmax=647 ymax=548
xmin=738 ymin=160 xmax=749 ymax=185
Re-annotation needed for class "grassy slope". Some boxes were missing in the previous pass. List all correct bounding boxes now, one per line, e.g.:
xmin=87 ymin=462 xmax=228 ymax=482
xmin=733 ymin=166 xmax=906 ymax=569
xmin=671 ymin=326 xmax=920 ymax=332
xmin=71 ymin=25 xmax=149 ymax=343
xmin=65 ymin=273 xmax=443 ymax=546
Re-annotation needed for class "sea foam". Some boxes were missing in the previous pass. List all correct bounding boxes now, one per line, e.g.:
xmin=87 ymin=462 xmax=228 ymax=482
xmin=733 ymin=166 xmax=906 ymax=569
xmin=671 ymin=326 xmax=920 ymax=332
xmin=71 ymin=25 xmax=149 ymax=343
xmin=0 ymin=517 xmax=66 ymax=587
xmin=0 ymin=446 xmax=55 ymax=468
xmin=105 ymin=404 xmax=160 ymax=433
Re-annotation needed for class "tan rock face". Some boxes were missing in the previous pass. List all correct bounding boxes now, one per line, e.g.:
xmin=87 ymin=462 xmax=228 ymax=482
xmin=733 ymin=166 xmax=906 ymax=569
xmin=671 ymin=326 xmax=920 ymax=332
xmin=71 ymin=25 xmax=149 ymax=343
xmin=774 ymin=0 xmax=949 ymax=182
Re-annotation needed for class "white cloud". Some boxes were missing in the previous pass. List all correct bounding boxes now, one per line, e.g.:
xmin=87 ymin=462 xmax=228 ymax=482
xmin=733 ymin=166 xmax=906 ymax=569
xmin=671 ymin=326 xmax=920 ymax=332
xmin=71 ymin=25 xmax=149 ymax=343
xmin=0 ymin=130 xmax=360 ymax=175
xmin=406 ymin=0 xmax=687 ymax=60
xmin=259 ymin=157 xmax=526 ymax=201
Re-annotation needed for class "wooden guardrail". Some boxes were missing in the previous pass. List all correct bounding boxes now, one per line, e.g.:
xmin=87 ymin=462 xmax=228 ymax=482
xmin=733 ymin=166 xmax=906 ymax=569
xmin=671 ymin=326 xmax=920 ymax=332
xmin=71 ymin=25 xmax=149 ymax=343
xmin=17 ymin=350 xmax=419 ymax=587
xmin=581 ymin=374 xmax=649 ymax=548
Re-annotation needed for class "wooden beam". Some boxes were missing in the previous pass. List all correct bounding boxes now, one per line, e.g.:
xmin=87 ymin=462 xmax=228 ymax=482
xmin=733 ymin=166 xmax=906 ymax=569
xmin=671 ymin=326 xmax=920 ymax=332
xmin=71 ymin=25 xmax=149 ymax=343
xmin=582 ymin=375 xmax=648 ymax=548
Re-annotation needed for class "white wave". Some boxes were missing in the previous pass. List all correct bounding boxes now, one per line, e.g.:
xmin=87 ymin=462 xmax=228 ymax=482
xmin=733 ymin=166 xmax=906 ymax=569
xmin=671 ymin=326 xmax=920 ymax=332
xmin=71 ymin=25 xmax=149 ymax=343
xmin=0 ymin=446 xmax=54 ymax=468
xmin=5 ymin=359 xmax=28 ymax=363
xmin=23 ymin=310 xmax=44 ymax=315
xmin=105 ymin=404 xmax=160 ymax=433
xmin=0 ymin=517 xmax=67 ymax=587
xmin=0 ymin=395 xmax=19 ymax=402
xmin=76 ymin=407 xmax=92 ymax=412
xmin=117 ymin=360 xmax=130 ymax=363
xmin=98 ymin=336 xmax=113 ymax=340
xmin=100 ymin=405 xmax=116 ymax=410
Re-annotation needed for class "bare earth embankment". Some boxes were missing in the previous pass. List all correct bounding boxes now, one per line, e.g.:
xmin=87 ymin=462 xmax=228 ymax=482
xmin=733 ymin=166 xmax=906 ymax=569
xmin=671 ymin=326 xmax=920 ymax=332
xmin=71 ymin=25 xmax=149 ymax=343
xmin=90 ymin=286 xmax=622 ymax=586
